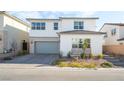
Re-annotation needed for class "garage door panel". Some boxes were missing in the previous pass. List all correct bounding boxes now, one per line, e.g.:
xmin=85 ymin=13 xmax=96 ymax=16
xmin=35 ymin=42 xmax=59 ymax=54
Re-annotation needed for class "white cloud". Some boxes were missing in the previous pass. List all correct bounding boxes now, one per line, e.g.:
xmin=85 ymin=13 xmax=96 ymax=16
xmin=8 ymin=11 xmax=96 ymax=21
xmin=81 ymin=11 xmax=96 ymax=17
xmin=9 ymin=11 xmax=42 ymax=21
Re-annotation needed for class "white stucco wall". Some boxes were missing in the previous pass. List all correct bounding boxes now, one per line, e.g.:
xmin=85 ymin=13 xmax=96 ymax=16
xmin=3 ymin=15 xmax=29 ymax=32
xmin=119 ymin=26 xmax=124 ymax=39
xmin=61 ymin=19 xmax=96 ymax=31
xmin=60 ymin=34 xmax=103 ymax=56
xmin=100 ymin=25 xmax=120 ymax=45
xmin=0 ymin=14 xmax=30 ymax=53
xmin=29 ymin=18 xmax=97 ymax=37
xmin=0 ymin=14 xmax=4 ymax=53
xmin=29 ymin=20 xmax=60 ymax=37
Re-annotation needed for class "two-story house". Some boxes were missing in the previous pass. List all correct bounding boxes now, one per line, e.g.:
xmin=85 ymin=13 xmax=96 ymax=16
xmin=27 ymin=17 xmax=105 ymax=57
xmin=100 ymin=23 xmax=124 ymax=55
xmin=0 ymin=11 xmax=30 ymax=54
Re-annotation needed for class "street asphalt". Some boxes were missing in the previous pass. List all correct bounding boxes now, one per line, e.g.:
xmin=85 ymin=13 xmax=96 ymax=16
xmin=0 ymin=66 xmax=124 ymax=81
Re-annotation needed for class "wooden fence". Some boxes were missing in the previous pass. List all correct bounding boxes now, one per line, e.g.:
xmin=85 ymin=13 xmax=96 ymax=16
xmin=103 ymin=45 xmax=124 ymax=55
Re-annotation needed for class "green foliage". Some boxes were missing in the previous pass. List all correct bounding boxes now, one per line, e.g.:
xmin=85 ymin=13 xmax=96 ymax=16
xmin=81 ymin=39 xmax=90 ymax=59
xmin=52 ymin=58 xmax=113 ymax=68
xmin=89 ymin=53 xmax=94 ymax=59
xmin=67 ymin=51 xmax=71 ymax=58
xmin=97 ymin=54 xmax=104 ymax=59
xmin=52 ymin=59 xmax=66 ymax=65
xmin=57 ymin=61 xmax=97 ymax=68
xmin=58 ymin=62 xmax=68 ymax=67
xmin=59 ymin=51 xmax=63 ymax=58
xmin=80 ymin=53 xmax=86 ymax=59
xmin=17 ymin=50 xmax=28 ymax=56
xmin=81 ymin=62 xmax=97 ymax=68
xmin=69 ymin=62 xmax=82 ymax=67
xmin=100 ymin=62 xmax=113 ymax=68
xmin=82 ymin=39 xmax=89 ymax=51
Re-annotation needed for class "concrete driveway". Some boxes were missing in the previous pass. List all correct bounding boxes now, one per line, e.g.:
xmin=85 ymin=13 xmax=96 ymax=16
xmin=0 ymin=54 xmax=59 ymax=65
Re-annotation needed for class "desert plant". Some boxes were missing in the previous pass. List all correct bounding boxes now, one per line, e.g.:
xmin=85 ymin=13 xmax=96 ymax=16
xmin=52 ymin=59 xmax=66 ymax=65
xmin=11 ymin=39 xmax=17 ymax=57
xmin=58 ymin=62 xmax=68 ymax=67
xmin=67 ymin=51 xmax=71 ymax=58
xmin=69 ymin=62 xmax=82 ymax=68
xmin=81 ymin=62 xmax=97 ymax=68
xmin=59 ymin=51 xmax=63 ymax=58
xmin=17 ymin=50 xmax=28 ymax=56
xmin=89 ymin=53 xmax=94 ymax=59
xmin=100 ymin=62 xmax=113 ymax=68
xmin=81 ymin=39 xmax=90 ymax=59
xmin=97 ymin=54 xmax=104 ymax=59
xmin=80 ymin=53 xmax=86 ymax=59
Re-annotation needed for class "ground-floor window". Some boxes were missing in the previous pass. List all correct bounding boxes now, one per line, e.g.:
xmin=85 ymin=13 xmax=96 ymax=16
xmin=72 ymin=38 xmax=90 ymax=49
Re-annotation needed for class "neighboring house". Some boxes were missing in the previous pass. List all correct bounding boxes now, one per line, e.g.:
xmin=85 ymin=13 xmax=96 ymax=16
xmin=27 ymin=17 xmax=105 ymax=57
xmin=100 ymin=23 xmax=124 ymax=55
xmin=0 ymin=11 xmax=30 ymax=54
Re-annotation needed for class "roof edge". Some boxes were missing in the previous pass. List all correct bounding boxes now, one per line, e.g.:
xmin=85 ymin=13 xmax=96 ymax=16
xmin=0 ymin=11 xmax=30 ymax=27
xmin=26 ymin=17 xmax=99 ymax=21
xmin=59 ymin=17 xmax=99 ymax=19
xmin=57 ymin=30 xmax=106 ymax=35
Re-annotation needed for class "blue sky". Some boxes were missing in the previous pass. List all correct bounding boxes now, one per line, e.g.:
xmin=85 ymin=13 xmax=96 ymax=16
xmin=9 ymin=11 xmax=124 ymax=31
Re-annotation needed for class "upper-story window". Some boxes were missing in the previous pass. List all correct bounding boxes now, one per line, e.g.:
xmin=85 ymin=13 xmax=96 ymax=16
xmin=74 ymin=21 xmax=84 ymax=30
xmin=31 ymin=22 xmax=46 ymax=30
xmin=111 ymin=28 xmax=116 ymax=36
xmin=54 ymin=22 xmax=58 ymax=30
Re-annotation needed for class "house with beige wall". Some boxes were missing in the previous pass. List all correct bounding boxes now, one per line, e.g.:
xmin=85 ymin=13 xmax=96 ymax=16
xmin=0 ymin=11 xmax=30 ymax=54
xmin=100 ymin=23 xmax=124 ymax=55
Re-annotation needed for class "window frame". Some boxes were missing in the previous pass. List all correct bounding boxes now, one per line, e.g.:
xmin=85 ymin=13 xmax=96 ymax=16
xmin=74 ymin=21 xmax=84 ymax=30
xmin=40 ymin=22 xmax=46 ymax=30
xmin=72 ymin=38 xmax=91 ymax=49
xmin=31 ymin=22 xmax=46 ymax=30
xmin=54 ymin=22 xmax=58 ymax=30
xmin=111 ymin=28 xmax=116 ymax=36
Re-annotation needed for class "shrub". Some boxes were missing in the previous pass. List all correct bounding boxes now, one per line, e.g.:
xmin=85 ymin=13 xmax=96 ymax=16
xmin=58 ymin=61 xmax=97 ymax=68
xmin=80 ymin=53 xmax=86 ymax=59
xmin=89 ymin=53 xmax=94 ymax=59
xmin=52 ymin=59 xmax=66 ymax=65
xmin=100 ymin=62 xmax=113 ymax=68
xmin=67 ymin=51 xmax=71 ymax=58
xmin=81 ymin=62 xmax=97 ymax=68
xmin=97 ymin=54 xmax=104 ymax=59
xmin=58 ymin=62 xmax=68 ymax=67
xmin=69 ymin=62 xmax=82 ymax=68
xmin=59 ymin=51 xmax=63 ymax=58
xmin=17 ymin=50 xmax=28 ymax=56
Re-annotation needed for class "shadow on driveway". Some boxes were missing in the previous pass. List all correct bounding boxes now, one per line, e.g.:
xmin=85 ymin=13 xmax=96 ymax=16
xmin=0 ymin=54 xmax=59 ymax=66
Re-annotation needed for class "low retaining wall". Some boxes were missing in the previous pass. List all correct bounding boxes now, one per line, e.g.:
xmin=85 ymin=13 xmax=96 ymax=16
xmin=103 ymin=45 xmax=124 ymax=55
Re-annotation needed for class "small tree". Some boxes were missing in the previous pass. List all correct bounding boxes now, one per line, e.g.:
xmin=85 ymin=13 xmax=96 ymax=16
xmin=11 ymin=40 xmax=17 ymax=57
xmin=81 ymin=39 xmax=89 ymax=59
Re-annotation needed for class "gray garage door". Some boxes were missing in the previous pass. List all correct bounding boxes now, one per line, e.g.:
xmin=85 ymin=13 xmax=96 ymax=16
xmin=35 ymin=41 xmax=59 ymax=54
